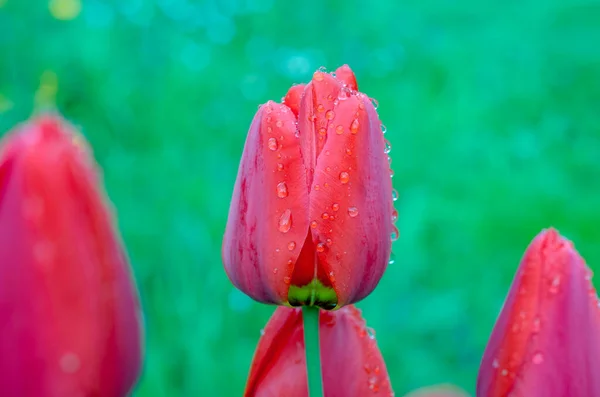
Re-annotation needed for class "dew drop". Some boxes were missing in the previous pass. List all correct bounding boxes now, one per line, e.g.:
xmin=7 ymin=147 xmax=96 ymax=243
xmin=391 ymin=210 xmax=398 ymax=222
xmin=314 ymin=71 xmax=325 ymax=81
xmin=276 ymin=120 xmax=283 ymax=128
xmin=345 ymin=147 xmax=352 ymax=155
xmin=392 ymin=189 xmax=399 ymax=201
xmin=501 ymin=369 xmax=508 ymax=377
xmin=338 ymin=89 xmax=350 ymax=101
xmin=322 ymin=212 xmax=329 ymax=220
xmin=260 ymin=328 xmax=266 ymax=336
xmin=350 ymin=119 xmax=360 ymax=134
xmin=278 ymin=209 xmax=292 ymax=233
xmin=366 ymin=327 xmax=376 ymax=339
xmin=332 ymin=203 xmax=340 ymax=212
xmin=348 ymin=207 xmax=359 ymax=217
xmin=317 ymin=104 xmax=325 ymax=113
xmin=311 ymin=220 xmax=318 ymax=228
xmin=384 ymin=139 xmax=392 ymax=154
xmin=276 ymin=182 xmax=288 ymax=198
xmin=335 ymin=125 xmax=344 ymax=134
xmin=325 ymin=110 xmax=335 ymax=120
xmin=389 ymin=168 xmax=395 ymax=178
xmin=532 ymin=352 xmax=544 ymax=364
xmin=492 ymin=358 xmax=499 ymax=369
xmin=371 ymin=98 xmax=379 ymax=109
xmin=283 ymin=276 xmax=291 ymax=284
xmin=288 ymin=241 xmax=296 ymax=251
xmin=318 ymin=127 xmax=327 ymax=136
xmin=381 ymin=124 xmax=387 ymax=134
xmin=268 ymin=137 xmax=278 ymax=151
xmin=326 ymin=238 xmax=333 ymax=246
xmin=388 ymin=252 xmax=396 ymax=265
xmin=273 ymin=268 xmax=278 ymax=274
xmin=316 ymin=243 xmax=326 ymax=253
xmin=277 ymin=163 xmax=284 ymax=171
xmin=550 ymin=275 xmax=561 ymax=293
xmin=315 ymin=184 xmax=320 ymax=191
xmin=390 ymin=226 xmax=399 ymax=241
xmin=339 ymin=171 xmax=350 ymax=184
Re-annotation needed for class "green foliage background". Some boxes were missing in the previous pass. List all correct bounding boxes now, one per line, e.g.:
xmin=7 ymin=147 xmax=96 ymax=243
xmin=1 ymin=0 xmax=599 ymax=395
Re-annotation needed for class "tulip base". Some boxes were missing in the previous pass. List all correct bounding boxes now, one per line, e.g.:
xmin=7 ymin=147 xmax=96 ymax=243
xmin=302 ymin=306 xmax=324 ymax=397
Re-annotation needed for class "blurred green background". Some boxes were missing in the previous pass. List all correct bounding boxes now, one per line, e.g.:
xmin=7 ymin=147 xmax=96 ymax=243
xmin=1 ymin=0 xmax=600 ymax=395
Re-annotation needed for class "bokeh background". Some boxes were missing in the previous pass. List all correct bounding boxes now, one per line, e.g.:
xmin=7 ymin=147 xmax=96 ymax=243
xmin=2 ymin=0 xmax=600 ymax=395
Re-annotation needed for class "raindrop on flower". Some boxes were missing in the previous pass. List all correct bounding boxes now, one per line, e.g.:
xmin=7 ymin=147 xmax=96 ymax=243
xmin=384 ymin=139 xmax=392 ymax=154
xmin=332 ymin=203 xmax=340 ymax=212
xmin=311 ymin=220 xmax=318 ymax=228
xmin=277 ymin=163 xmax=284 ymax=171
xmin=339 ymin=171 xmax=350 ymax=184
xmin=316 ymin=243 xmax=326 ymax=253
xmin=381 ymin=124 xmax=387 ymax=134
xmin=322 ymin=212 xmax=330 ymax=220
xmin=348 ymin=206 xmax=359 ymax=217
xmin=371 ymin=97 xmax=379 ymax=109
xmin=268 ymin=137 xmax=278 ymax=151
xmin=278 ymin=209 xmax=292 ymax=233
xmin=350 ymin=119 xmax=360 ymax=134
xmin=317 ymin=104 xmax=325 ymax=112
xmin=388 ymin=252 xmax=396 ymax=265
xmin=276 ymin=120 xmax=283 ymax=128
xmin=276 ymin=182 xmax=288 ymax=198
xmin=390 ymin=226 xmax=399 ymax=241
xmin=288 ymin=241 xmax=296 ymax=251
xmin=325 ymin=110 xmax=335 ymax=120
xmin=335 ymin=125 xmax=344 ymax=134
xmin=392 ymin=189 xmax=399 ymax=201
xmin=391 ymin=210 xmax=398 ymax=222
xmin=318 ymin=127 xmax=326 ymax=136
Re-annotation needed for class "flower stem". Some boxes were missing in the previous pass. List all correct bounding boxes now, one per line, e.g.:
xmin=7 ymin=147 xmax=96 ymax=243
xmin=302 ymin=305 xmax=323 ymax=397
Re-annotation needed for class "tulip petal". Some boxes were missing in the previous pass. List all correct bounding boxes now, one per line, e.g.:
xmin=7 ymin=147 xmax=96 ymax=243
xmin=477 ymin=228 xmax=600 ymax=397
xmin=283 ymin=84 xmax=305 ymax=118
xmin=223 ymin=102 xmax=310 ymax=304
xmin=244 ymin=305 xmax=393 ymax=397
xmin=0 ymin=115 xmax=143 ymax=396
xmin=308 ymin=93 xmax=393 ymax=306
xmin=335 ymin=64 xmax=358 ymax=91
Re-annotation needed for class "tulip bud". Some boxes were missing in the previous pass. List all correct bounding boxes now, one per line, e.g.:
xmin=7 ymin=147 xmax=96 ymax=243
xmin=223 ymin=65 xmax=396 ymax=309
xmin=244 ymin=305 xmax=393 ymax=396
xmin=477 ymin=228 xmax=600 ymax=397
xmin=0 ymin=115 xmax=143 ymax=397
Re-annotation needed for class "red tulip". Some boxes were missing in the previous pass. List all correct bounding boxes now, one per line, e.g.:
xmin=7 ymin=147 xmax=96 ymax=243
xmin=223 ymin=65 xmax=396 ymax=309
xmin=0 ymin=115 xmax=143 ymax=397
xmin=244 ymin=305 xmax=393 ymax=396
xmin=477 ymin=228 xmax=600 ymax=396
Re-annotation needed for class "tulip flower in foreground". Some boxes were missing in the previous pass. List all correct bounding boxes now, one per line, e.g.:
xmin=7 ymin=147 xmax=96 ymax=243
xmin=477 ymin=228 xmax=600 ymax=396
xmin=0 ymin=115 xmax=143 ymax=397
xmin=244 ymin=305 xmax=393 ymax=396
xmin=223 ymin=65 xmax=397 ymax=309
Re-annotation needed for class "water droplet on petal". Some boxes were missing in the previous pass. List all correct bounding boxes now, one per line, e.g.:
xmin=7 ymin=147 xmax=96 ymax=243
xmin=532 ymin=352 xmax=544 ymax=364
xmin=338 ymin=89 xmax=350 ymax=101
xmin=276 ymin=120 xmax=283 ymax=128
xmin=389 ymin=168 xmax=395 ymax=178
xmin=388 ymin=252 xmax=396 ymax=265
xmin=391 ymin=210 xmax=398 ymax=222
xmin=318 ymin=127 xmax=327 ymax=136
xmin=268 ymin=137 xmax=278 ymax=151
xmin=325 ymin=110 xmax=335 ymax=120
xmin=335 ymin=125 xmax=344 ymax=134
xmin=550 ymin=275 xmax=561 ymax=293
xmin=260 ymin=328 xmax=266 ymax=335
xmin=348 ymin=207 xmax=359 ymax=217
xmin=316 ymin=243 xmax=326 ymax=253
xmin=277 ymin=163 xmax=284 ymax=171
xmin=392 ymin=189 xmax=399 ymax=201
xmin=314 ymin=71 xmax=325 ymax=81
xmin=384 ymin=139 xmax=392 ymax=154
xmin=366 ymin=327 xmax=376 ymax=339
xmin=345 ymin=148 xmax=352 ymax=155
xmin=371 ymin=98 xmax=379 ymax=109
xmin=322 ymin=212 xmax=329 ymax=220
xmin=288 ymin=241 xmax=296 ymax=251
xmin=381 ymin=124 xmax=387 ymax=134
xmin=492 ymin=358 xmax=499 ymax=368
xmin=277 ymin=182 xmax=288 ymax=198
xmin=326 ymin=238 xmax=332 ymax=246
xmin=350 ymin=119 xmax=360 ymax=134
xmin=391 ymin=226 xmax=399 ymax=241
xmin=339 ymin=171 xmax=350 ymax=184
xmin=332 ymin=203 xmax=340 ymax=212
xmin=284 ymin=276 xmax=291 ymax=284
xmin=273 ymin=268 xmax=278 ymax=274
xmin=311 ymin=220 xmax=318 ymax=228
xmin=501 ymin=369 xmax=508 ymax=377
xmin=278 ymin=209 xmax=292 ymax=233
xmin=317 ymin=104 xmax=325 ymax=112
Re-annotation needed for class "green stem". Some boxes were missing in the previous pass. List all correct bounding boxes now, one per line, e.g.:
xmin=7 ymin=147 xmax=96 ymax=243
xmin=302 ymin=306 xmax=323 ymax=397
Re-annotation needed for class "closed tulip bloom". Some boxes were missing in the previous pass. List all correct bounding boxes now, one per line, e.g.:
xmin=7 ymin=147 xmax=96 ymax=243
xmin=0 ymin=115 xmax=143 ymax=397
xmin=477 ymin=228 xmax=600 ymax=397
xmin=223 ymin=65 xmax=396 ymax=309
xmin=244 ymin=305 xmax=393 ymax=396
